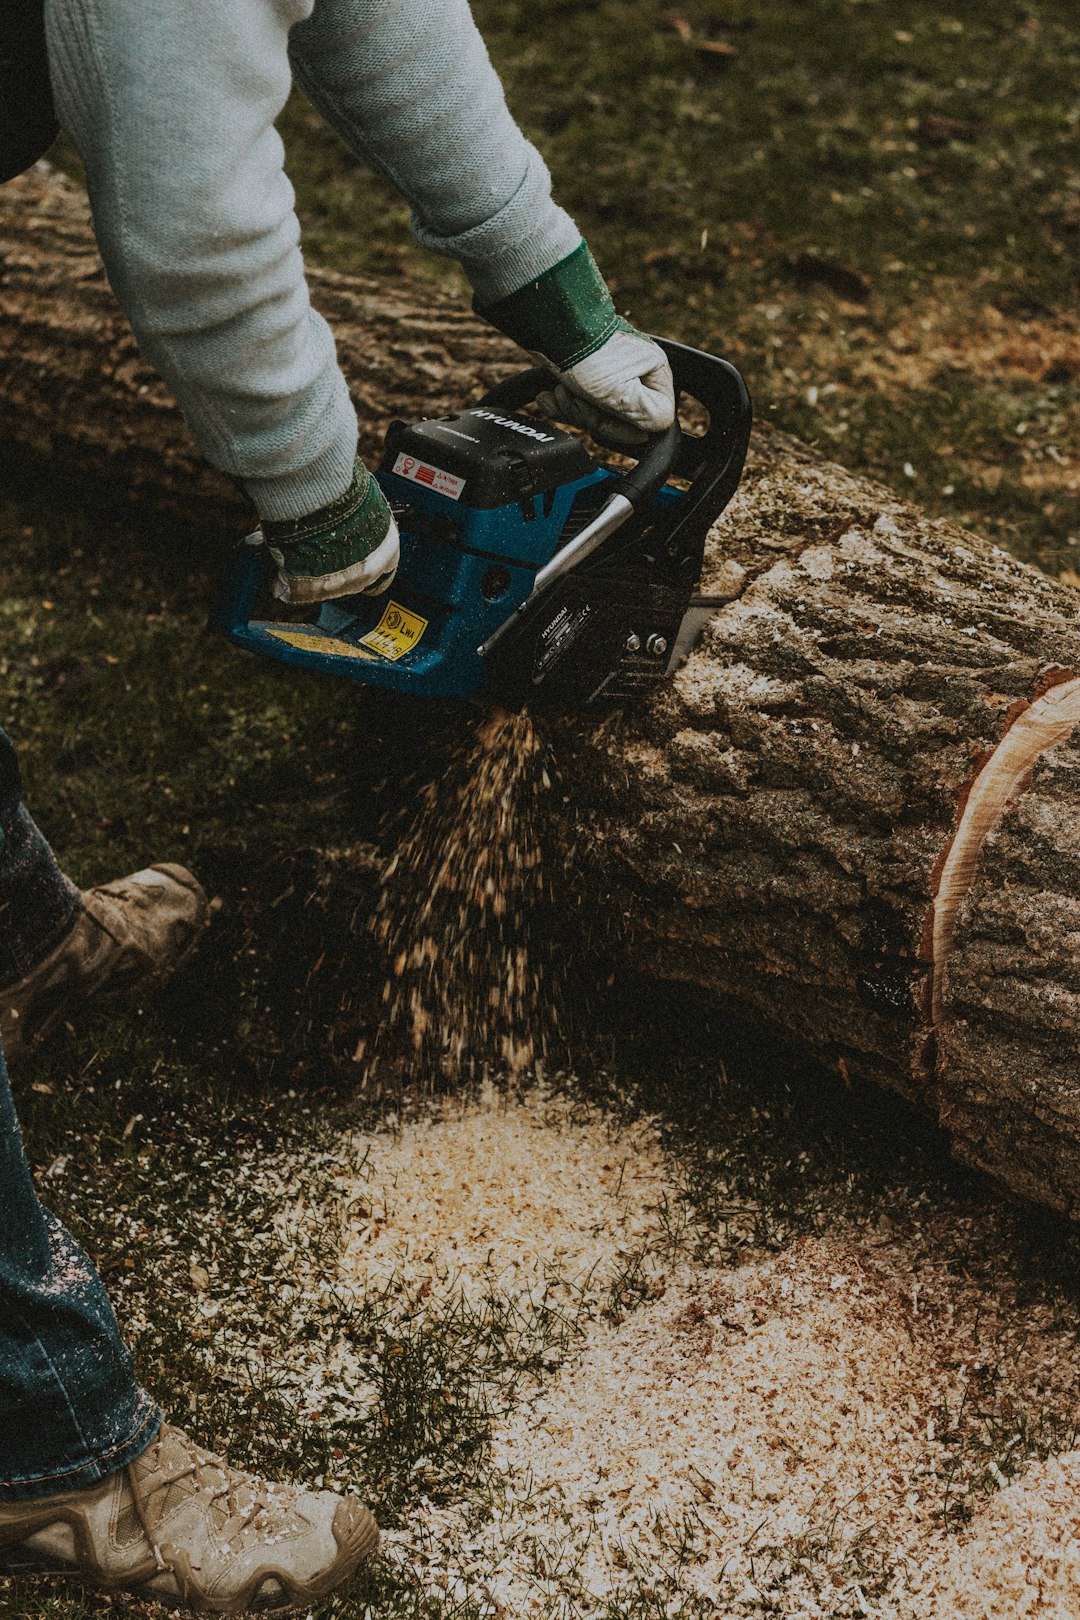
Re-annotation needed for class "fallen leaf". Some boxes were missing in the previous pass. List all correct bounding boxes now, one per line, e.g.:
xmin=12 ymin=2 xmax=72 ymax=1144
xmin=660 ymin=12 xmax=737 ymax=58
xmin=660 ymin=10 xmax=693 ymax=41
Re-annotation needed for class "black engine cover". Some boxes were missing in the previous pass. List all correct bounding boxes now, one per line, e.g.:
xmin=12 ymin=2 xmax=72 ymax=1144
xmin=383 ymin=407 xmax=594 ymax=510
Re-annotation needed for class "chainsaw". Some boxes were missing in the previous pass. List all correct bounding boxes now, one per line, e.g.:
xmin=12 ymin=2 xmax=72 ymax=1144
xmin=211 ymin=338 xmax=751 ymax=709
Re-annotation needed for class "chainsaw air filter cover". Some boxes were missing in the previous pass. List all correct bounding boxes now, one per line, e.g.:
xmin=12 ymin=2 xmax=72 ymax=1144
xmin=383 ymin=406 xmax=595 ymax=514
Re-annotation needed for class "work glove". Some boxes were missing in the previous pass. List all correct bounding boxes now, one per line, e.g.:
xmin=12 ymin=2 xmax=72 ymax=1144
xmin=475 ymin=241 xmax=675 ymax=445
xmin=261 ymin=456 xmax=399 ymax=605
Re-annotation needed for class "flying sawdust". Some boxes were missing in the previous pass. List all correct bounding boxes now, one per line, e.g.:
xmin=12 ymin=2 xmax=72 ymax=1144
xmin=354 ymin=709 xmax=562 ymax=1084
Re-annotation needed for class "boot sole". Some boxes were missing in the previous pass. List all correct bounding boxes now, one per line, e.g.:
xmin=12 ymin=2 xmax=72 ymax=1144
xmin=0 ymin=1508 xmax=379 ymax=1615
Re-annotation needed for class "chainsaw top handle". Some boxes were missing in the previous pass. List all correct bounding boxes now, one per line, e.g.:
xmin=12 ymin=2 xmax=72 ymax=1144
xmin=477 ymin=367 xmax=682 ymax=512
xmin=477 ymin=338 xmax=751 ymax=519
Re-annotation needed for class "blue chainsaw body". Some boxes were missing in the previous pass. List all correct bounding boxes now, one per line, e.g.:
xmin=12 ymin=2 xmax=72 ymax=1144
xmin=212 ymin=340 xmax=752 ymax=710
xmin=215 ymin=462 xmax=618 ymax=699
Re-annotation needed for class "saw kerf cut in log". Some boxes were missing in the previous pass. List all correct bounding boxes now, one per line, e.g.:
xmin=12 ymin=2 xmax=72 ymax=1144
xmin=928 ymin=671 xmax=1080 ymax=1027
xmin=6 ymin=165 xmax=1080 ymax=1218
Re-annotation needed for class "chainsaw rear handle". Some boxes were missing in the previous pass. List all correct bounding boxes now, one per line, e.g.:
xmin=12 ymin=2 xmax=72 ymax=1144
xmin=479 ymin=338 xmax=750 ymax=516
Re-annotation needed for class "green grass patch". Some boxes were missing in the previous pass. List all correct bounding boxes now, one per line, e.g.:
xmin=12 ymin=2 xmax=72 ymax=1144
xmin=4 ymin=2 xmax=1080 ymax=1613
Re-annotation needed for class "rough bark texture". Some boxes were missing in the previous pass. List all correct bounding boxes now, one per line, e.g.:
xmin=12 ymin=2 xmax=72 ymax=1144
xmin=7 ymin=165 xmax=1080 ymax=1218
xmin=564 ymin=451 xmax=1080 ymax=1218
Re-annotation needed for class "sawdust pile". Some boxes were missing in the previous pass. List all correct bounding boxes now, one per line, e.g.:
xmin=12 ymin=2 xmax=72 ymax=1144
xmin=356 ymin=710 xmax=560 ymax=1082
xmin=306 ymin=1086 xmax=1080 ymax=1618
xmin=415 ymin=1220 xmax=1080 ymax=1617
xmin=334 ymin=1084 xmax=678 ymax=1310
xmin=927 ymin=1452 xmax=1080 ymax=1619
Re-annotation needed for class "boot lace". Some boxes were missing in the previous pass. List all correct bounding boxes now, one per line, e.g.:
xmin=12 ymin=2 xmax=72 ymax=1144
xmin=127 ymin=1426 xmax=285 ymax=1590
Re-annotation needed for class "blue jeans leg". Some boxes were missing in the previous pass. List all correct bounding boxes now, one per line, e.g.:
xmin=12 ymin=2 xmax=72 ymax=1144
xmin=0 ymin=731 xmax=160 ymax=1500
xmin=0 ymin=1045 xmax=160 ymax=1499
xmin=0 ymin=728 xmax=82 ymax=990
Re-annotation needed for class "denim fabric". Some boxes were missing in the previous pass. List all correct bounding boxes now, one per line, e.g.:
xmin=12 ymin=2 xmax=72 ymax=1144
xmin=0 ymin=1053 xmax=160 ymax=1500
xmin=0 ymin=730 xmax=82 ymax=990
xmin=0 ymin=731 xmax=158 ymax=1499
xmin=45 ymin=0 xmax=581 ymax=523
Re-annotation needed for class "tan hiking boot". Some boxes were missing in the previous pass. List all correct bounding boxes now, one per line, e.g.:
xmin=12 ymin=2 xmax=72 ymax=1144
xmin=0 ymin=1423 xmax=379 ymax=1614
xmin=0 ymin=864 xmax=210 ymax=1065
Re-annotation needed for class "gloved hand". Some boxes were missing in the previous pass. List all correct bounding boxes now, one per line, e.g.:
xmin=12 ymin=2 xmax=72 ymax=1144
xmin=475 ymin=242 xmax=675 ymax=445
xmin=261 ymin=457 xmax=399 ymax=604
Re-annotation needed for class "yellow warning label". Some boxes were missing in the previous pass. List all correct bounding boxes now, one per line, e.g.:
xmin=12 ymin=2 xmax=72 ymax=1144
xmin=358 ymin=600 xmax=428 ymax=662
xmin=263 ymin=626 xmax=378 ymax=661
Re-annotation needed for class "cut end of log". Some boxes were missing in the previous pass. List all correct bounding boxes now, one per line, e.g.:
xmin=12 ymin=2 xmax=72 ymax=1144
xmin=928 ymin=670 xmax=1080 ymax=1026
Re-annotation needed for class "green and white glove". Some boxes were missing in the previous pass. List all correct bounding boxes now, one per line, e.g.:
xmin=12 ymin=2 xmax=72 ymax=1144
xmin=475 ymin=241 xmax=675 ymax=445
xmin=262 ymin=457 xmax=399 ymax=605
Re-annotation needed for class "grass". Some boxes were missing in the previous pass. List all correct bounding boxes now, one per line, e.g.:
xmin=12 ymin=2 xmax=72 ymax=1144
xmin=282 ymin=0 xmax=1080 ymax=572
xmin=3 ymin=0 xmax=1080 ymax=1614
xmin=2 ymin=1063 xmax=608 ymax=1619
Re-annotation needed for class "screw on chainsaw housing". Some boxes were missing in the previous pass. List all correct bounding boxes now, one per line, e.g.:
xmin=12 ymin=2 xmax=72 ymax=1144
xmin=625 ymin=632 xmax=642 ymax=652
xmin=647 ymin=634 xmax=669 ymax=657
xmin=482 ymin=566 xmax=512 ymax=601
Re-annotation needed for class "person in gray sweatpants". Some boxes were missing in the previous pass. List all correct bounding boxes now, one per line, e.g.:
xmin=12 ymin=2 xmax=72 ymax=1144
xmin=0 ymin=1 xmax=676 ymax=1611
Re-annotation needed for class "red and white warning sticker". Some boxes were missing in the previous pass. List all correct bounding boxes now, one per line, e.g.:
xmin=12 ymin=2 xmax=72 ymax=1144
xmin=391 ymin=453 xmax=466 ymax=501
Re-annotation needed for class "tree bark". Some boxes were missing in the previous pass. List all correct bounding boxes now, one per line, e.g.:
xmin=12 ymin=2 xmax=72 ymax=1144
xmin=563 ymin=451 xmax=1080 ymax=1218
xmin=6 ymin=165 xmax=1080 ymax=1219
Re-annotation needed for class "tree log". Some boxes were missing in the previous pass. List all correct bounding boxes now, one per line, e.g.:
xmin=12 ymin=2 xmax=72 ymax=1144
xmin=569 ymin=457 xmax=1080 ymax=1218
xmin=6 ymin=165 xmax=1080 ymax=1219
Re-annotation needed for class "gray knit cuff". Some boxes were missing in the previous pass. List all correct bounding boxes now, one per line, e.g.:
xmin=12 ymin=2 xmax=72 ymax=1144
xmin=240 ymin=406 xmax=360 ymax=524
xmin=413 ymin=164 xmax=582 ymax=306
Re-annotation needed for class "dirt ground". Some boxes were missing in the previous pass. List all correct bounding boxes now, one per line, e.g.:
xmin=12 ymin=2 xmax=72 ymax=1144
xmin=2 ymin=1 xmax=1079 ymax=1617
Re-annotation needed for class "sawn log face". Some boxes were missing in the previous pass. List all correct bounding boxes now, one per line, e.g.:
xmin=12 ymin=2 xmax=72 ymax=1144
xmin=6 ymin=165 xmax=1080 ymax=1216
